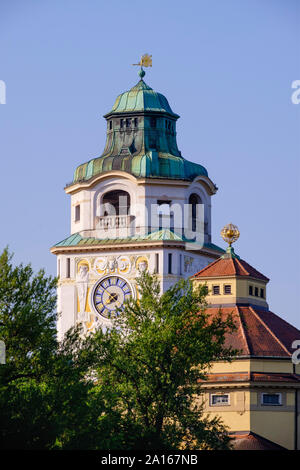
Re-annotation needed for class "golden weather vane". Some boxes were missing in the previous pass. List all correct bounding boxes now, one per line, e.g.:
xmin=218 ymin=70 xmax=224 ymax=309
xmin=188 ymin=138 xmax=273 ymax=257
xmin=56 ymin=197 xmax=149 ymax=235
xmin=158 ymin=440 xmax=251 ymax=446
xmin=221 ymin=223 xmax=240 ymax=247
xmin=132 ymin=53 xmax=152 ymax=68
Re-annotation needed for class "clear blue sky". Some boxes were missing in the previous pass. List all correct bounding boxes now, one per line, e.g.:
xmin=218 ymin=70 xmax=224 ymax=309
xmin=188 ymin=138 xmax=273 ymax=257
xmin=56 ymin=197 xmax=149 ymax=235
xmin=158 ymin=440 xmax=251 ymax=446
xmin=1 ymin=0 xmax=299 ymax=326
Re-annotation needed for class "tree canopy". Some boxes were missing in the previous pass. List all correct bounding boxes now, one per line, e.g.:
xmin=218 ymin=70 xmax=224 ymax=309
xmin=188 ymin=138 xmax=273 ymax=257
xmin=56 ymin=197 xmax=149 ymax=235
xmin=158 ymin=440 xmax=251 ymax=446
xmin=89 ymin=272 xmax=236 ymax=450
xmin=0 ymin=248 xmax=236 ymax=450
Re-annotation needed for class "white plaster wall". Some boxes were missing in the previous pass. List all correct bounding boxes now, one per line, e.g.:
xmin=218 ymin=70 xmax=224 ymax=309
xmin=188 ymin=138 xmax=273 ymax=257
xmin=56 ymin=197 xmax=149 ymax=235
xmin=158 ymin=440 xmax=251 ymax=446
xmin=70 ymin=190 xmax=92 ymax=234
xmin=69 ymin=176 xmax=212 ymax=242
xmin=56 ymin=246 xmax=215 ymax=339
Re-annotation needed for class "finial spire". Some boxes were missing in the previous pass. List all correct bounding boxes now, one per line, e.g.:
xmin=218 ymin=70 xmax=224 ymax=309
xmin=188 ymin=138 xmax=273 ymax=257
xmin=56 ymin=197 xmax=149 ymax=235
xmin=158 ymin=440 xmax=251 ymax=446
xmin=221 ymin=223 xmax=240 ymax=247
xmin=132 ymin=54 xmax=152 ymax=79
xmin=221 ymin=223 xmax=240 ymax=259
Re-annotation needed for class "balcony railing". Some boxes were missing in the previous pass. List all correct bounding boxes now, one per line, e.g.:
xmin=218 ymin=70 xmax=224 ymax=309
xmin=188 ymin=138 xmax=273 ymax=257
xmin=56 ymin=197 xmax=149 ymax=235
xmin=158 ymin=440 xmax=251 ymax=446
xmin=97 ymin=215 xmax=135 ymax=230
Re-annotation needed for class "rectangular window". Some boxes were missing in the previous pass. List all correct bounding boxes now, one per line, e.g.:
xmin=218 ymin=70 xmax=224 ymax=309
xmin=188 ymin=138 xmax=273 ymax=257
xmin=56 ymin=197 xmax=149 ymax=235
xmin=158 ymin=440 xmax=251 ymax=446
xmin=134 ymin=117 xmax=138 ymax=127
xmin=155 ymin=253 xmax=159 ymax=274
xmin=150 ymin=117 xmax=156 ymax=128
xmin=260 ymin=288 xmax=264 ymax=298
xmin=261 ymin=393 xmax=282 ymax=406
xmin=66 ymin=258 xmax=70 ymax=278
xmin=170 ymin=213 xmax=174 ymax=232
xmin=213 ymin=285 xmax=220 ymax=295
xmin=109 ymin=121 xmax=112 ymax=130
xmin=211 ymin=394 xmax=230 ymax=406
xmin=224 ymin=285 xmax=231 ymax=295
xmin=126 ymin=118 xmax=131 ymax=128
xmin=249 ymin=285 xmax=253 ymax=296
xmin=255 ymin=287 xmax=259 ymax=297
xmin=158 ymin=213 xmax=163 ymax=231
xmin=120 ymin=119 xmax=124 ymax=128
xmin=75 ymin=204 xmax=80 ymax=222
xmin=168 ymin=253 xmax=172 ymax=274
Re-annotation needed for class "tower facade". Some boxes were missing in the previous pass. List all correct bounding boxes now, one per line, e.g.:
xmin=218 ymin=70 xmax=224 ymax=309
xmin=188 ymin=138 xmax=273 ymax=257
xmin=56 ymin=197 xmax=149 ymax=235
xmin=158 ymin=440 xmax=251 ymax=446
xmin=51 ymin=69 xmax=224 ymax=339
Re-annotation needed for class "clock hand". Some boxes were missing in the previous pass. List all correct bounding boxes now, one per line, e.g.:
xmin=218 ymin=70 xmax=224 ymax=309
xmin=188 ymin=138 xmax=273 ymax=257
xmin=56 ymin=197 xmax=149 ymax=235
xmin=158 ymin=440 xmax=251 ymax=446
xmin=104 ymin=293 xmax=119 ymax=305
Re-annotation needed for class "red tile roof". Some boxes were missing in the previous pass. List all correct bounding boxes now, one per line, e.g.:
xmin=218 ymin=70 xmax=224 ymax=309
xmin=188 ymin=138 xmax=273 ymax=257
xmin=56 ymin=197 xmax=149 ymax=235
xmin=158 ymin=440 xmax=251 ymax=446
xmin=230 ymin=432 xmax=286 ymax=450
xmin=198 ymin=372 xmax=300 ymax=384
xmin=205 ymin=305 xmax=300 ymax=358
xmin=192 ymin=256 xmax=269 ymax=282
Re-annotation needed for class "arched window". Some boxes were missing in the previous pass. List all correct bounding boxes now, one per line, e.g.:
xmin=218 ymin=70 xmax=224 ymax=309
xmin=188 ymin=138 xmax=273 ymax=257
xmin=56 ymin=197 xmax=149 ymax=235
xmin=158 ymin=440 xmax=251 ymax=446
xmin=189 ymin=193 xmax=202 ymax=233
xmin=102 ymin=190 xmax=130 ymax=216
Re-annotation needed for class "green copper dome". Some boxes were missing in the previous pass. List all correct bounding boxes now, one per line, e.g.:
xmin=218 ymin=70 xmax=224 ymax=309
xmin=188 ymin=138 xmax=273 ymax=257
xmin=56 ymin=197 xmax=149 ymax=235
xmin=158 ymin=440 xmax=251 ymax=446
xmin=71 ymin=77 xmax=209 ymax=185
xmin=106 ymin=80 xmax=178 ymax=117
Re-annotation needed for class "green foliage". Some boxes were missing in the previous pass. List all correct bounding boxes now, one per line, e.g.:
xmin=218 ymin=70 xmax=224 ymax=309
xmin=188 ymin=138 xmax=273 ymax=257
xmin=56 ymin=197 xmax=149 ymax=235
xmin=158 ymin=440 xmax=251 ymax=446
xmin=89 ymin=272 xmax=237 ymax=450
xmin=0 ymin=248 xmax=114 ymax=449
xmin=0 ymin=249 xmax=236 ymax=450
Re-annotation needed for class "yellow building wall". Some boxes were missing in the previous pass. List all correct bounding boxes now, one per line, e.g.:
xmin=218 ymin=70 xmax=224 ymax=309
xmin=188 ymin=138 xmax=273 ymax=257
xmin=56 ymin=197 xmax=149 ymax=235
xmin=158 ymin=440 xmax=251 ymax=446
xmin=201 ymin=388 xmax=297 ymax=450
xmin=249 ymin=359 xmax=294 ymax=374
xmin=208 ymin=360 xmax=250 ymax=374
xmin=200 ymin=358 xmax=299 ymax=450
xmin=199 ymin=389 xmax=251 ymax=433
xmin=193 ymin=277 xmax=267 ymax=307
xmin=208 ymin=358 xmax=293 ymax=374
xmin=251 ymin=410 xmax=295 ymax=449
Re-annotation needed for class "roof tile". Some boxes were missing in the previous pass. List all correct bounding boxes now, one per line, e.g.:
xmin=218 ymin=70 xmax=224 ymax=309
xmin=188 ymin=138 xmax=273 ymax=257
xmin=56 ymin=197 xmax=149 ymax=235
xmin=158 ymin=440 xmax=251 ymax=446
xmin=192 ymin=256 xmax=269 ymax=281
xmin=204 ymin=306 xmax=300 ymax=358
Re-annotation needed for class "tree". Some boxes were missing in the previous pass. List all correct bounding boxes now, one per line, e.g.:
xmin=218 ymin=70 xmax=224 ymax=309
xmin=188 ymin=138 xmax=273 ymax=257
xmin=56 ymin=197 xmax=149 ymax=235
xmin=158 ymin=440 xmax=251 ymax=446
xmin=0 ymin=248 xmax=237 ymax=450
xmin=0 ymin=248 xmax=117 ymax=449
xmin=89 ymin=272 xmax=237 ymax=450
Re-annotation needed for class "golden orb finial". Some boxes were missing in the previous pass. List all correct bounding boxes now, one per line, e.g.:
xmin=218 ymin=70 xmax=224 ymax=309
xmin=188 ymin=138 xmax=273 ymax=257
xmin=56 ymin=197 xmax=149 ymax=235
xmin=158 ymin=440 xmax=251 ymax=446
xmin=221 ymin=223 xmax=240 ymax=247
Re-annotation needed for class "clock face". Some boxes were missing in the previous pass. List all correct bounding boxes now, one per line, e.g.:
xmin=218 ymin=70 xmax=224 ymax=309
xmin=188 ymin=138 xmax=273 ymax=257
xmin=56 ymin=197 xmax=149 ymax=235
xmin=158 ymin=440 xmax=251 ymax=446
xmin=93 ymin=276 xmax=132 ymax=319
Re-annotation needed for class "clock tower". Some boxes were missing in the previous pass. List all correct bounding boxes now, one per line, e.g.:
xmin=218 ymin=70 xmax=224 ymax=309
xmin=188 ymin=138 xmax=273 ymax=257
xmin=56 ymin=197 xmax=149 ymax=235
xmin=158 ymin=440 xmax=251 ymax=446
xmin=51 ymin=61 xmax=224 ymax=339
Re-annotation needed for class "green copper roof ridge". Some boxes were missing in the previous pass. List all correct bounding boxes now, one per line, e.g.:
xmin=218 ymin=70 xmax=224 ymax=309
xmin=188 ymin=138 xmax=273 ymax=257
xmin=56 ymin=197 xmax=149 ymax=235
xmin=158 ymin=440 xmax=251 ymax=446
xmin=54 ymin=233 xmax=83 ymax=247
xmin=53 ymin=231 xmax=225 ymax=254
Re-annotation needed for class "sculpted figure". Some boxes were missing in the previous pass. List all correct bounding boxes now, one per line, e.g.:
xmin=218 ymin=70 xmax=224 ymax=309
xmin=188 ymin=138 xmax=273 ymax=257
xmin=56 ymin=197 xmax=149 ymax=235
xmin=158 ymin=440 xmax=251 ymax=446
xmin=138 ymin=260 xmax=148 ymax=272
xmin=76 ymin=264 xmax=89 ymax=316
xmin=108 ymin=258 xmax=117 ymax=272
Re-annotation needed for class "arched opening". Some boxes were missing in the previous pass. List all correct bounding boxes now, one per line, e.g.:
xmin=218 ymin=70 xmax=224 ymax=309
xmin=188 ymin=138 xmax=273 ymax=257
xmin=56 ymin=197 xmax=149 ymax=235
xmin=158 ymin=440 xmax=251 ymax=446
xmin=102 ymin=190 xmax=130 ymax=216
xmin=189 ymin=193 xmax=202 ymax=233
